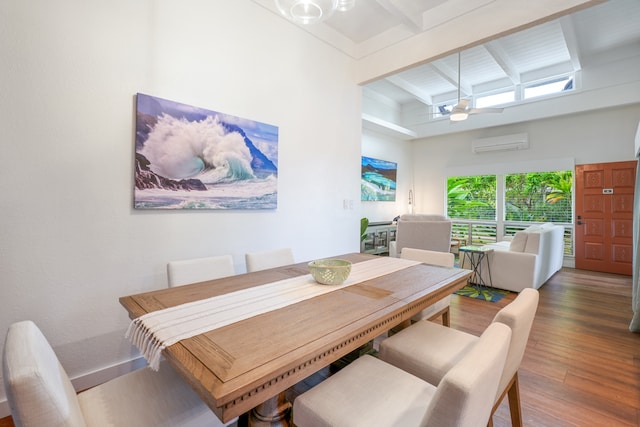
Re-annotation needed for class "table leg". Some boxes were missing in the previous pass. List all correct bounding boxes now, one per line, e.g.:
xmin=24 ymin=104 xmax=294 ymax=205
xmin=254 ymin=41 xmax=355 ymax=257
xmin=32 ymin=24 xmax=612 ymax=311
xmin=248 ymin=392 xmax=292 ymax=427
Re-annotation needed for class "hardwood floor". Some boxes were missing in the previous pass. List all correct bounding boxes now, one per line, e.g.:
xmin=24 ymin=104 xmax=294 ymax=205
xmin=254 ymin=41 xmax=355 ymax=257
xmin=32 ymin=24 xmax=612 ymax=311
xmin=2 ymin=267 xmax=639 ymax=426
xmin=485 ymin=267 xmax=640 ymax=427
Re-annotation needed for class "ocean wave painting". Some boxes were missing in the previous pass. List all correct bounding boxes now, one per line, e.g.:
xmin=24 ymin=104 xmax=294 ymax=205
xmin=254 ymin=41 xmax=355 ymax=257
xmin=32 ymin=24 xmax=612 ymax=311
xmin=134 ymin=93 xmax=278 ymax=209
xmin=361 ymin=156 xmax=397 ymax=201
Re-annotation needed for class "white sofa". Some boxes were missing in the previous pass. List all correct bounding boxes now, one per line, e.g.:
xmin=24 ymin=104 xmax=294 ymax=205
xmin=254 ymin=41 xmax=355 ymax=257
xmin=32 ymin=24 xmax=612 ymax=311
xmin=389 ymin=214 xmax=452 ymax=258
xmin=462 ymin=223 xmax=565 ymax=293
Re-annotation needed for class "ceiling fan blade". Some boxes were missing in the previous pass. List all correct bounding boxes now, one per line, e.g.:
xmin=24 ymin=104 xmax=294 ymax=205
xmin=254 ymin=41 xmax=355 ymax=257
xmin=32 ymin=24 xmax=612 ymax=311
xmin=454 ymin=98 xmax=469 ymax=110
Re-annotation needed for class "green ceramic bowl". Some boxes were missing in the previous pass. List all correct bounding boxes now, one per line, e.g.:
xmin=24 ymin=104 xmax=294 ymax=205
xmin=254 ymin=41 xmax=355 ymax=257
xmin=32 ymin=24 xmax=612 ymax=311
xmin=308 ymin=259 xmax=352 ymax=285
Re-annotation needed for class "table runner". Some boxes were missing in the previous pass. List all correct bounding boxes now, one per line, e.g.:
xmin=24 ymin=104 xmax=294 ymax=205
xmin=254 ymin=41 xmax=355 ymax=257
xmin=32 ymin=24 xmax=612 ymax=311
xmin=126 ymin=257 xmax=420 ymax=370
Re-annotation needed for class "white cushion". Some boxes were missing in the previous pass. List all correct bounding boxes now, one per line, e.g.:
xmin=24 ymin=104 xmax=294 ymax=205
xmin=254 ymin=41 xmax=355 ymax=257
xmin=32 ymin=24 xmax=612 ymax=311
xmin=78 ymin=361 xmax=231 ymax=427
xmin=509 ymin=231 xmax=528 ymax=252
xmin=523 ymin=231 xmax=542 ymax=254
xmin=294 ymin=355 xmax=436 ymax=427
xmin=380 ymin=319 xmax=477 ymax=385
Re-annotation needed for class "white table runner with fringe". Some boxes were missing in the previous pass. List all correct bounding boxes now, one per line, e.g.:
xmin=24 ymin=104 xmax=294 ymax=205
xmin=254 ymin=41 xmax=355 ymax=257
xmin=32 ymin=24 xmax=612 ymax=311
xmin=126 ymin=257 xmax=420 ymax=370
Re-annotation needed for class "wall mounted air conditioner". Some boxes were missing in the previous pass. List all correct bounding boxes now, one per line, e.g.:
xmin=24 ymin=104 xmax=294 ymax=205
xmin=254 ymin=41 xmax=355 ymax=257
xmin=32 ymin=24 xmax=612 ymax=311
xmin=471 ymin=133 xmax=529 ymax=153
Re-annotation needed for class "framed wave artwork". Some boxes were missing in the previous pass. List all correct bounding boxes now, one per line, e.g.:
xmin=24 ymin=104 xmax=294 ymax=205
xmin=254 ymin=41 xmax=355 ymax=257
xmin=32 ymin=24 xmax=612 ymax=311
xmin=361 ymin=156 xmax=397 ymax=201
xmin=134 ymin=93 xmax=279 ymax=209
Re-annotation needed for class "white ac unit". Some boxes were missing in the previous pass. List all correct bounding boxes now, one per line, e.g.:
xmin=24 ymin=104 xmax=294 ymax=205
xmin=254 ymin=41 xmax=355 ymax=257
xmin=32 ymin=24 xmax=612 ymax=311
xmin=471 ymin=133 xmax=529 ymax=153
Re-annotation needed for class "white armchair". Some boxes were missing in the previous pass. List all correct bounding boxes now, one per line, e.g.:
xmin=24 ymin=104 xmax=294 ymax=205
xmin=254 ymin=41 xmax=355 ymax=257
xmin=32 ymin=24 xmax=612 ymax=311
xmin=389 ymin=214 xmax=452 ymax=257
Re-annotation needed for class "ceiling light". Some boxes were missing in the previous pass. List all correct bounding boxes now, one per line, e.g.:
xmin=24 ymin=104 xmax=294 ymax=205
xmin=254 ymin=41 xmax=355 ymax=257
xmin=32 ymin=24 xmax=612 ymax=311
xmin=449 ymin=111 xmax=468 ymax=122
xmin=275 ymin=0 xmax=355 ymax=25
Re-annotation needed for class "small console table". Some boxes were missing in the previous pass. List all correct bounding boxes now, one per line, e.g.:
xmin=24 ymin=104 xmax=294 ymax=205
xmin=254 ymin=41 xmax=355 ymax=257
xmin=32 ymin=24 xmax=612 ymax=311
xmin=459 ymin=245 xmax=493 ymax=287
xmin=361 ymin=223 xmax=397 ymax=256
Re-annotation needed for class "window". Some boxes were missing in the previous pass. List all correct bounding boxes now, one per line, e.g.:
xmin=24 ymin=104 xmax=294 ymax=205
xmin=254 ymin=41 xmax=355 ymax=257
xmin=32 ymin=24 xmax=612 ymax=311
xmin=505 ymin=171 xmax=573 ymax=222
xmin=447 ymin=170 xmax=573 ymax=251
xmin=475 ymin=91 xmax=514 ymax=108
xmin=523 ymin=76 xmax=573 ymax=100
xmin=433 ymin=102 xmax=455 ymax=119
xmin=447 ymin=175 xmax=496 ymax=220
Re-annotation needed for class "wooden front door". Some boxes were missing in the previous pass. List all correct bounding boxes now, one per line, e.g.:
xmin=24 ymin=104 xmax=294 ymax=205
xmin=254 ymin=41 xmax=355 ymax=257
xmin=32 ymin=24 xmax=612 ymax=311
xmin=575 ymin=161 xmax=636 ymax=275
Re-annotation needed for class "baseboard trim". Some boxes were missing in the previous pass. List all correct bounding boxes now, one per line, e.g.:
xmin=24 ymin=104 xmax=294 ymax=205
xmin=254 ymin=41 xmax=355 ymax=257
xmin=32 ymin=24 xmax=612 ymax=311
xmin=0 ymin=356 xmax=147 ymax=418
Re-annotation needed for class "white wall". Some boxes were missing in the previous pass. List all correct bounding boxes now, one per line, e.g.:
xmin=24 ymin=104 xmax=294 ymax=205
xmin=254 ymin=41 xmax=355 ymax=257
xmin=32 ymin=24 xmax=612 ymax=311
xmin=361 ymin=129 xmax=413 ymax=223
xmin=0 ymin=0 xmax=362 ymax=413
xmin=411 ymin=104 xmax=640 ymax=214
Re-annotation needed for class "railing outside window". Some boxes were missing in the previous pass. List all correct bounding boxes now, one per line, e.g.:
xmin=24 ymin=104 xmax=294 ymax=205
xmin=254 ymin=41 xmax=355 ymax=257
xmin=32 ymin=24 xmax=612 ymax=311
xmin=451 ymin=220 xmax=574 ymax=256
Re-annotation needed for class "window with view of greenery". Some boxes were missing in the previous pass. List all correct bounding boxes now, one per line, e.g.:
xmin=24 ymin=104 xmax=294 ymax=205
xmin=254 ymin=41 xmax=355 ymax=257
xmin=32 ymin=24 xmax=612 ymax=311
xmin=447 ymin=175 xmax=496 ymax=220
xmin=447 ymin=171 xmax=573 ymax=223
xmin=505 ymin=171 xmax=572 ymax=222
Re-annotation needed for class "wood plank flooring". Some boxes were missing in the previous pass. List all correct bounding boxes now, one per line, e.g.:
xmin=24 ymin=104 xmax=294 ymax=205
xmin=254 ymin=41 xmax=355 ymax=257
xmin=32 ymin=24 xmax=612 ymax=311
xmin=2 ymin=267 xmax=639 ymax=426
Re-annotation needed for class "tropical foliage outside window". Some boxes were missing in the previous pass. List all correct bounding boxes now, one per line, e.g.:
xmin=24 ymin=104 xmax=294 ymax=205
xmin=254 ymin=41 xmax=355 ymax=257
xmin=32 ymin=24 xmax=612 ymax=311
xmin=447 ymin=175 xmax=496 ymax=220
xmin=447 ymin=171 xmax=573 ymax=223
xmin=505 ymin=171 xmax=572 ymax=222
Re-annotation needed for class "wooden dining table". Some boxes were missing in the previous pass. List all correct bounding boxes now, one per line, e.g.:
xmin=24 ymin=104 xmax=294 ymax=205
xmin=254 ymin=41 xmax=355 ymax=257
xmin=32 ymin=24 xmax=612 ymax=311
xmin=119 ymin=252 xmax=471 ymax=426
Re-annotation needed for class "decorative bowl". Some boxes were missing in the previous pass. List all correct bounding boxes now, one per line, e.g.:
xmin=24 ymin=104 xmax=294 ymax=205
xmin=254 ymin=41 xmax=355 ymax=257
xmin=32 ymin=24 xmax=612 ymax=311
xmin=308 ymin=259 xmax=352 ymax=285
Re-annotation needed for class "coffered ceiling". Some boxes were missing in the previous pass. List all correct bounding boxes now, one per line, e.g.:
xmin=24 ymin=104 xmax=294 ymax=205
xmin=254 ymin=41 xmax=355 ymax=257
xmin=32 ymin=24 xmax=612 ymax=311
xmin=254 ymin=0 xmax=640 ymax=138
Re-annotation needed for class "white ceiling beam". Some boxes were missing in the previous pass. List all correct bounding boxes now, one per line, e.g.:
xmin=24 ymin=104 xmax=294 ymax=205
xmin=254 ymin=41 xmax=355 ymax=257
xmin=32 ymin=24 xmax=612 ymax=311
xmin=385 ymin=75 xmax=433 ymax=105
xmin=559 ymin=14 xmax=582 ymax=71
xmin=484 ymin=41 xmax=521 ymax=85
xmin=429 ymin=62 xmax=472 ymax=98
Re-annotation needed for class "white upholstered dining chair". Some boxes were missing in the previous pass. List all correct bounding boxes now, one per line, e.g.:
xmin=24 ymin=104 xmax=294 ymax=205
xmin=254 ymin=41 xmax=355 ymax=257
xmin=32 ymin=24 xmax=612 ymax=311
xmin=401 ymin=247 xmax=456 ymax=326
xmin=245 ymin=247 xmax=294 ymax=272
xmin=293 ymin=322 xmax=512 ymax=427
xmin=379 ymin=288 xmax=539 ymax=427
xmin=167 ymin=254 xmax=235 ymax=287
xmin=3 ymin=320 xmax=234 ymax=427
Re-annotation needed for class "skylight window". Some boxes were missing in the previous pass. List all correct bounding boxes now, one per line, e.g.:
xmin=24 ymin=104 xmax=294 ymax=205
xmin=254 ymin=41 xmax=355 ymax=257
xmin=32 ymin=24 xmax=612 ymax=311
xmin=476 ymin=91 xmax=514 ymax=108
xmin=524 ymin=76 xmax=573 ymax=99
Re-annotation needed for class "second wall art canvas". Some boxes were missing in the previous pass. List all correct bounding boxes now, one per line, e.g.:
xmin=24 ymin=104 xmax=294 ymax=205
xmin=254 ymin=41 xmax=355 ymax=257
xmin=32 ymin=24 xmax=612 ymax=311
xmin=361 ymin=156 xmax=397 ymax=201
xmin=134 ymin=93 xmax=279 ymax=209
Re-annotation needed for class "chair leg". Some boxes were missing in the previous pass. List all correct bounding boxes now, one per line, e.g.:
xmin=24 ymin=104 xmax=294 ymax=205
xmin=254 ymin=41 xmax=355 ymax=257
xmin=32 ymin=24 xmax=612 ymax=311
xmin=427 ymin=307 xmax=451 ymax=327
xmin=487 ymin=372 xmax=521 ymax=427
xmin=507 ymin=373 xmax=523 ymax=427
xmin=441 ymin=307 xmax=450 ymax=327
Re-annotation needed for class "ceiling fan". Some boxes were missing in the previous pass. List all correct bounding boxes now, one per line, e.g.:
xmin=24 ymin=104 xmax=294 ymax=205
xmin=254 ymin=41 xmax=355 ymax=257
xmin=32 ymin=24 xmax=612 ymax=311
xmin=450 ymin=52 xmax=504 ymax=121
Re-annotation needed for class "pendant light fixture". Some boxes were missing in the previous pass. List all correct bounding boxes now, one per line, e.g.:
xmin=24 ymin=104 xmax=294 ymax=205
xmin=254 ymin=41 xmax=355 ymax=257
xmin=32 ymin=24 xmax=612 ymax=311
xmin=274 ymin=0 xmax=355 ymax=25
